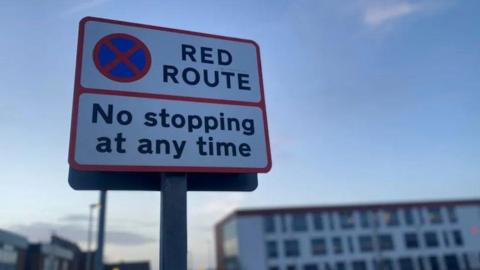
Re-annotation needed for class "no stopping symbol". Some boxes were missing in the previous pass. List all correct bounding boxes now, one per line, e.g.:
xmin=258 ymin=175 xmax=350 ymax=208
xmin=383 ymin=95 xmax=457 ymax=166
xmin=93 ymin=33 xmax=151 ymax=82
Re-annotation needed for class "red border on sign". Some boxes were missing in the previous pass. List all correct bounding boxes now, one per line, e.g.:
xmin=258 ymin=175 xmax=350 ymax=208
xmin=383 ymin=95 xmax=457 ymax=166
xmin=93 ymin=33 xmax=152 ymax=83
xmin=68 ymin=16 xmax=272 ymax=173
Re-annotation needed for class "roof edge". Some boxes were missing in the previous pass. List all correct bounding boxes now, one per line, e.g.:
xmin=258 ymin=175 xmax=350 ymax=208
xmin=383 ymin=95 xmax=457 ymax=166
xmin=217 ymin=197 xmax=480 ymax=224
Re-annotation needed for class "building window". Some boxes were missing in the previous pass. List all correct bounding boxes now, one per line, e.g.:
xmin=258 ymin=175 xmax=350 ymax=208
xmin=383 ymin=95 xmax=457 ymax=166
xmin=266 ymin=241 xmax=278 ymax=258
xmin=359 ymin=211 xmax=370 ymax=228
xmin=328 ymin=212 xmax=335 ymax=230
xmin=418 ymin=208 xmax=425 ymax=224
xmin=332 ymin=237 xmax=343 ymax=254
xmin=312 ymin=213 xmax=323 ymax=230
xmin=0 ymin=246 xmax=17 ymax=265
xmin=428 ymin=256 xmax=440 ymax=270
xmin=447 ymin=207 xmax=458 ymax=223
xmin=358 ymin=235 xmax=373 ymax=252
xmin=351 ymin=260 xmax=367 ymax=270
xmin=424 ymin=232 xmax=439 ymax=248
xmin=427 ymin=207 xmax=443 ymax=224
xmin=222 ymin=220 xmax=238 ymax=258
xmin=443 ymin=231 xmax=450 ymax=247
xmin=224 ymin=257 xmax=240 ymax=270
xmin=372 ymin=211 xmax=380 ymax=227
xmin=398 ymin=257 xmax=415 ymax=270
xmin=452 ymin=230 xmax=463 ymax=246
xmin=264 ymin=215 xmax=275 ymax=233
xmin=284 ymin=239 xmax=300 ymax=257
xmin=378 ymin=234 xmax=394 ymax=251
xmin=287 ymin=265 xmax=297 ymax=270
xmin=417 ymin=257 xmax=426 ymax=270
xmin=292 ymin=214 xmax=308 ymax=232
xmin=339 ymin=211 xmax=355 ymax=229
xmin=404 ymin=233 xmax=419 ymax=249
xmin=303 ymin=264 xmax=318 ymax=270
xmin=335 ymin=262 xmax=346 ymax=270
xmin=281 ymin=215 xmax=287 ymax=232
xmin=376 ymin=259 xmax=394 ymax=270
xmin=404 ymin=208 xmax=414 ymax=225
xmin=383 ymin=209 xmax=399 ymax=226
xmin=311 ymin=238 xmax=327 ymax=255
xmin=444 ymin=254 xmax=460 ymax=270
xmin=462 ymin=253 xmax=471 ymax=270
xmin=269 ymin=267 xmax=279 ymax=270
xmin=324 ymin=263 xmax=333 ymax=270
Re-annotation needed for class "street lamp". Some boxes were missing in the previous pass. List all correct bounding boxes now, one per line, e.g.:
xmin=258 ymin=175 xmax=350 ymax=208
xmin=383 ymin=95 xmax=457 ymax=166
xmin=86 ymin=203 xmax=100 ymax=270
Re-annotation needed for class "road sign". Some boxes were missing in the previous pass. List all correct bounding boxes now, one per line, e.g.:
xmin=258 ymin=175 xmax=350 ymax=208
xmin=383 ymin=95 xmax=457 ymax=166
xmin=69 ymin=17 xmax=271 ymax=173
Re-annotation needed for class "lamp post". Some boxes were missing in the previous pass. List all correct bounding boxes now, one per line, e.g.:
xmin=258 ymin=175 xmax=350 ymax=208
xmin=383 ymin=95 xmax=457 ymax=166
xmin=86 ymin=203 xmax=100 ymax=270
xmin=95 ymin=191 xmax=107 ymax=270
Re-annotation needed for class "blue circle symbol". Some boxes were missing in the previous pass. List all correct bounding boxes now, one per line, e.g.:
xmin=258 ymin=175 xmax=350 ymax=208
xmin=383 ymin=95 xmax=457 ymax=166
xmin=93 ymin=33 xmax=151 ymax=82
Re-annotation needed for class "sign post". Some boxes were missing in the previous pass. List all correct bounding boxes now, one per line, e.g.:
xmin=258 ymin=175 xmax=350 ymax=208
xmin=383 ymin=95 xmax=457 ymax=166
xmin=68 ymin=16 xmax=271 ymax=270
xmin=160 ymin=173 xmax=187 ymax=269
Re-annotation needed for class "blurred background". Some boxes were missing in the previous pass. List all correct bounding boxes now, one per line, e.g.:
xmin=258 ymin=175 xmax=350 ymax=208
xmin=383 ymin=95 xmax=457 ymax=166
xmin=0 ymin=1 xmax=479 ymax=270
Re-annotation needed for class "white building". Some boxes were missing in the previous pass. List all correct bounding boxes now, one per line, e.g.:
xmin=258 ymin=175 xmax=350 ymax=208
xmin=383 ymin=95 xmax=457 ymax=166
xmin=214 ymin=199 xmax=480 ymax=270
xmin=0 ymin=229 xmax=28 ymax=270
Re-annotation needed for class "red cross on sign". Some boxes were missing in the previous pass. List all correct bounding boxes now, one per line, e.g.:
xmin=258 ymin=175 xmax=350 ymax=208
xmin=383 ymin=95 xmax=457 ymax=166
xmin=93 ymin=33 xmax=151 ymax=83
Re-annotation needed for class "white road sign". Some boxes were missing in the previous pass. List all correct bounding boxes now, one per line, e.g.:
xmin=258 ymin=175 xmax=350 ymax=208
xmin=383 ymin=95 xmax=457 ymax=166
xmin=69 ymin=17 xmax=271 ymax=173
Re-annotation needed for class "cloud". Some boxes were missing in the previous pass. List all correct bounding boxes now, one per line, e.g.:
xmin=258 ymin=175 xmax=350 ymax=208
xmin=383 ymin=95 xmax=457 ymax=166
xmin=61 ymin=214 xmax=90 ymax=223
xmin=59 ymin=214 xmax=157 ymax=228
xmin=364 ymin=2 xmax=421 ymax=26
xmin=199 ymin=193 xmax=246 ymax=218
xmin=10 ymin=222 xmax=154 ymax=246
xmin=106 ymin=231 xmax=154 ymax=246
xmin=188 ymin=193 xmax=246 ymax=233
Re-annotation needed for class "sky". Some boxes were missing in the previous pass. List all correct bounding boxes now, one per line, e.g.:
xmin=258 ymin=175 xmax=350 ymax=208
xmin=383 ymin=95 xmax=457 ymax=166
xmin=0 ymin=0 xmax=479 ymax=269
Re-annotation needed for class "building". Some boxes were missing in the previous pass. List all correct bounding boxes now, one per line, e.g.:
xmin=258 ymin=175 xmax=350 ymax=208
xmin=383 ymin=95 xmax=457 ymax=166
xmin=0 ymin=230 xmax=151 ymax=270
xmin=50 ymin=236 xmax=84 ymax=270
xmin=0 ymin=229 xmax=29 ymax=270
xmin=215 ymin=199 xmax=480 ymax=270
xmin=26 ymin=240 xmax=75 ymax=270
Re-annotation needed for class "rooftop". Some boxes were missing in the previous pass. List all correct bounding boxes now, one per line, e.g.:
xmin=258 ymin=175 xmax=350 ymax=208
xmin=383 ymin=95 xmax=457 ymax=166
xmin=0 ymin=228 xmax=29 ymax=249
xmin=216 ymin=198 xmax=480 ymax=227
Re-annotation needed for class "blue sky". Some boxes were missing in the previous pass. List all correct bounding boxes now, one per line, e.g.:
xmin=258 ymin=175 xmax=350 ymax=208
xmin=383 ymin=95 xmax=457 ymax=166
xmin=0 ymin=0 xmax=479 ymax=269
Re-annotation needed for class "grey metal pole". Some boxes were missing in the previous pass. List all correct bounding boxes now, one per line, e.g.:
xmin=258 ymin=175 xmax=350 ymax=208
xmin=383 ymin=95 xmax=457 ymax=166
xmin=160 ymin=173 xmax=187 ymax=270
xmin=86 ymin=205 xmax=95 ymax=270
xmin=95 ymin=191 xmax=107 ymax=270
